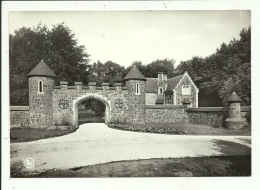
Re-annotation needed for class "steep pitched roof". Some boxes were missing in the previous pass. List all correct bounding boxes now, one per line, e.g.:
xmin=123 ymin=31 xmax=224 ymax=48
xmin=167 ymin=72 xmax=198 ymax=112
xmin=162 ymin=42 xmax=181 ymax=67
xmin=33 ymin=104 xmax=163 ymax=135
xmin=145 ymin=78 xmax=158 ymax=93
xmin=226 ymin=92 xmax=242 ymax=102
xmin=145 ymin=74 xmax=185 ymax=93
xmin=165 ymin=75 xmax=184 ymax=92
xmin=27 ymin=60 xmax=57 ymax=78
xmin=124 ymin=65 xmax=146 ymax=81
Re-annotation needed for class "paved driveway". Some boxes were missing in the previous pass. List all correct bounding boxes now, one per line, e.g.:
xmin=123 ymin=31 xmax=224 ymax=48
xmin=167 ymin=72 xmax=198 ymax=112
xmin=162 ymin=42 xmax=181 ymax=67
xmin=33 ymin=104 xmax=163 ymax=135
xmin=11 ymin=123 xmax=251 ymax=174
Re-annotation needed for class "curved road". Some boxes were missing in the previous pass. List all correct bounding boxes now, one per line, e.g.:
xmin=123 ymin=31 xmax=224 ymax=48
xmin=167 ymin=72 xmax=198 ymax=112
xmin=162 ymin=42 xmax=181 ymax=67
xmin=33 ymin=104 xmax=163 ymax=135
xmin=11 ymin=123 xmax=251 ymax=175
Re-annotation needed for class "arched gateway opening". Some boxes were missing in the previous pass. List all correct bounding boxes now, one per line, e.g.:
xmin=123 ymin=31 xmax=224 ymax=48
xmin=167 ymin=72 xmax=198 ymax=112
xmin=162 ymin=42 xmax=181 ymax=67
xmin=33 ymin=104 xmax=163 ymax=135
xmin=72 ymin=94 xmax=111 ymax=127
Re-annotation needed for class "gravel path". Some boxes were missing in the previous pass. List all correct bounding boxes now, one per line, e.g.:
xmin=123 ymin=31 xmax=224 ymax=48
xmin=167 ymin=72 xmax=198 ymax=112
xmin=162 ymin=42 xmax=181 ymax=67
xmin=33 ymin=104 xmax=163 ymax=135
xmin=11 ymin=123 xmax=251 ymax=174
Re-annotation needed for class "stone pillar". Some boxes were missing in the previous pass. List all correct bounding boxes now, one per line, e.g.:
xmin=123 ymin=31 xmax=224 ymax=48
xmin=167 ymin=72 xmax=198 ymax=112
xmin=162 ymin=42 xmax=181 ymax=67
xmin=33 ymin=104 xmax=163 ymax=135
xmin=228 ymin=102 xmax=241 ymax=118
xmin=225 ymin=92 xmax=246 ymax=129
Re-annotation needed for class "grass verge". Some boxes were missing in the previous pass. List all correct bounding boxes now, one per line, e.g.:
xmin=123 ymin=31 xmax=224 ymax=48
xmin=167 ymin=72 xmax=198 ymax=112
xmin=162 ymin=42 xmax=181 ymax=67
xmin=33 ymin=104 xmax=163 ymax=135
xmin=109 ymin=123 xmax=251 ymax=136
xmin=13 ymin=155 xmax=251 ymax=177
xmin=10 ymin=127 xmax=77 ymax=143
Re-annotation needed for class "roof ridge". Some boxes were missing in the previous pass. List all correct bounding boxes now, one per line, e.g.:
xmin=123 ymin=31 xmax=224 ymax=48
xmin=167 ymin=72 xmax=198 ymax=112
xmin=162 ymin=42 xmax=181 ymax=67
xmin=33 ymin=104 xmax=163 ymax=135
xmin=167 ymin=74 xmax=183 ymax=81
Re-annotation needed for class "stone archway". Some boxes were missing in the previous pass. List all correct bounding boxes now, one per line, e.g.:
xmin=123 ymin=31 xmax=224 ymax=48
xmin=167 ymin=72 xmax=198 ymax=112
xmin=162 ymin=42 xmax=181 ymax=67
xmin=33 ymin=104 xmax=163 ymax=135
xmin=72 ymin=94 xmax=111 ymax=127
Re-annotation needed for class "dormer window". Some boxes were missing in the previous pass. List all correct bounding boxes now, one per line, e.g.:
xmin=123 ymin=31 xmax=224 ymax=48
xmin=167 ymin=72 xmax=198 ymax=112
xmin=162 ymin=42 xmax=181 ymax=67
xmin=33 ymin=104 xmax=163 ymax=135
xmin=158 ymin=72 xmax=163 ymax=83
xmin=182 ymin=85 xmax=191 ymax=95
xmin=158 ymin=87 xmax=163 ymax=95
xmin=38 ymin=80 xmax=44 ymax=94
xmin=135 ymin=83 xmax=140 ymax=95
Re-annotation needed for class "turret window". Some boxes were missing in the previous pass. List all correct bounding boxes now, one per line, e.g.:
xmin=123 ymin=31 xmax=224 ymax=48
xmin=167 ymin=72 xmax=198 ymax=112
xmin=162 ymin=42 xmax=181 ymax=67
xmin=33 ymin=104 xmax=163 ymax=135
xmin=135 ymin=83 xmax=140 ymax=95
xmin=38 ymin=80 xmax=44 ymax=94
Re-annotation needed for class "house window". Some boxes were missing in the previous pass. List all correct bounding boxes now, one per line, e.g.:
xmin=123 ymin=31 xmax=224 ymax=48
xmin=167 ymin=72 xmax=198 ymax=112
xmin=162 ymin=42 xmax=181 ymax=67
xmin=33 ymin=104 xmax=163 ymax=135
xmin=38 ymin=80 xmax=44 ymax=94
xmin=158 ymin=87 xmax=163 ymax=95
xmin=135 ymin=83 xmax=140 ymax=95
xmin=182 ymin=85 xmax=191 ymax=95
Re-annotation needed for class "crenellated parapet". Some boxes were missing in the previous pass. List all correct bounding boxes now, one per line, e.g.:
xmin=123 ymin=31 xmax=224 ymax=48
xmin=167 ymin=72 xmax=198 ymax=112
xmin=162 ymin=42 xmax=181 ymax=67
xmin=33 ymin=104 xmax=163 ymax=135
xmin=53 ymin=81 xmax=128 ymax=91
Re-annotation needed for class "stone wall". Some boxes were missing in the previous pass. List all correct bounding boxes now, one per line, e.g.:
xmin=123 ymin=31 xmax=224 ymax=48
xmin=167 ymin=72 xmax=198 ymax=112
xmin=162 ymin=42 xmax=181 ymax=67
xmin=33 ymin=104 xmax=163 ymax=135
xmin=241 ymin=106 xmax=251 ymax=123
xmin=187 ymin=107 xmax=251 ymax=128
xmin=145 ymin=105 xmax=185 ymax=123
xmin=10 ymin=106 xmax=29 ymax=128
xmin=145 ymin=93 xmax=157 ymax=105
xmin=187 ymin=107 xmax=227 ymax=128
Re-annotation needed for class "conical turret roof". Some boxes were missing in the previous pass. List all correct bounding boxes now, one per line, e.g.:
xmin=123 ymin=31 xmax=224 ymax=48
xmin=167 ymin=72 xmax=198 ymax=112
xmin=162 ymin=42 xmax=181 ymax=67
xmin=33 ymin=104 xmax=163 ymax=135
xmin=27 ymin=60 xmax=57 ymax=78
xmin=124 ymin=65 xmax=146 ymax=81
xmin=226 ymin=92 xmax=242 ymax=102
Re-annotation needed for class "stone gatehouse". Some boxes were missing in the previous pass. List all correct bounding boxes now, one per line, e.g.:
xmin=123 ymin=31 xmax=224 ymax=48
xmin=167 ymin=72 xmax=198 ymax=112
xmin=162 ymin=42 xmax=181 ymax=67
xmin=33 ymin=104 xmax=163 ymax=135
xmin=10 ymin=60 xmax=249 ymax=129
xmin=26 ymin=60 xmax=147 ymax=128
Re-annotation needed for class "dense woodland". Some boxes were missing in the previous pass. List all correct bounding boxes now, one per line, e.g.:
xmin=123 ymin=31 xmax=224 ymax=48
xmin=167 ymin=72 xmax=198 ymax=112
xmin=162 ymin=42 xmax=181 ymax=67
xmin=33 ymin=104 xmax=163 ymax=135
xmin=10 ymin=23 xmax=251 ymax=109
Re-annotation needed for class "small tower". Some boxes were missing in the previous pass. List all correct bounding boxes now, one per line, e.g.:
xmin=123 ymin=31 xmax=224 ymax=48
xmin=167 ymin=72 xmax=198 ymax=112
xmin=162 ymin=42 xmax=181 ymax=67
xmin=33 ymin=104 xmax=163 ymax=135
xmin=225 ymin=92 xmax=246 ymax=129
xmin=27 ymin=60 xmax=57 ymax=128
xmin=124 ymin=65 xmax=146 ymax=124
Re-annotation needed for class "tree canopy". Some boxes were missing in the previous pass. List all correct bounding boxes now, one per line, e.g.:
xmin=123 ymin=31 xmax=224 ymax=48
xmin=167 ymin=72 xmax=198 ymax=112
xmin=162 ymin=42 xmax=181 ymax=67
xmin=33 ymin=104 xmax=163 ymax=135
xmin=10 ymin=23 xmax=251 ymax=107
xmin=88 ymin=60 xmax=126 ymax=86
xmin=10 ymin=23 xmax=90 ymax=105
xmin=175 ymin=27 xmax=251 ymax=106
xmin=124 ymin=59 xmax=176 ymax=79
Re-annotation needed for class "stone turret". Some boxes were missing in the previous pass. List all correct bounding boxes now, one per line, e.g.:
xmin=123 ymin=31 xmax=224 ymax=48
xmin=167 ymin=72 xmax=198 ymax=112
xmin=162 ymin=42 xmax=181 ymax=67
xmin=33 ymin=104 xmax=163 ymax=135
xmin=124 ymin=65 xmax=146 ymax=124
xmin=225 ymin=92 xmax=246 ymax=129
xmin=27 ymin=59 xmax=56 ymax=128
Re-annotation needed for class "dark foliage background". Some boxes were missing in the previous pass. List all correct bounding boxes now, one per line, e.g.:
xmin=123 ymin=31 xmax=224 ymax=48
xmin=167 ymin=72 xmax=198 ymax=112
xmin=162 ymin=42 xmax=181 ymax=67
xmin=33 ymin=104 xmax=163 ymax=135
xmin=10 ymin=23 xmax=251 ymax=107
xmin=174 ymin=27 xmax=251 ymax=106
xmin=10 ymin=23 xmax=90 ymax=105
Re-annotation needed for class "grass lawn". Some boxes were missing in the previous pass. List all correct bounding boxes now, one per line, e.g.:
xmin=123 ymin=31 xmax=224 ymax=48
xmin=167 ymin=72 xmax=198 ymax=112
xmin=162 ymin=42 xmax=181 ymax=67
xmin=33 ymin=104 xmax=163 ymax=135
xmin=130 ymin=123 xmax=251 ymax=136
xmin=16 ymin=155 xmax=250 ymax=177
xmin=10 ymin=127 xmax=77 ymax=143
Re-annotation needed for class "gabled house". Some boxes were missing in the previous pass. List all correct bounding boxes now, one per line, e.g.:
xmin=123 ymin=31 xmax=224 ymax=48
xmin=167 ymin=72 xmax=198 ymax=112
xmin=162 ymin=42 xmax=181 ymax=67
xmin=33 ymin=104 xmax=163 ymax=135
xmin=145 ymin=71 xmax=199 ymax=107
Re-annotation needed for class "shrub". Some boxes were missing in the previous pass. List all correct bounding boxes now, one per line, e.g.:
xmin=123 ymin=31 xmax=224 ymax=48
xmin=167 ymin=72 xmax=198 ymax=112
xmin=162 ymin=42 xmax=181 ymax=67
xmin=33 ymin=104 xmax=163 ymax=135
xmin=109 ymin=118 xmax=127 ymax=125
xmin=108 ymin=123 xmax=188 ymax=135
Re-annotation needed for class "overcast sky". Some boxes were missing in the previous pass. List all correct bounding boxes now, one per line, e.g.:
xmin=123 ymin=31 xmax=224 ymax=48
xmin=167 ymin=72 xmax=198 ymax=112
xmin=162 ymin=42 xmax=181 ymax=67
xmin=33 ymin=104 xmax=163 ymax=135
xmin=9 ymin=11 xmax=250 ymax=67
